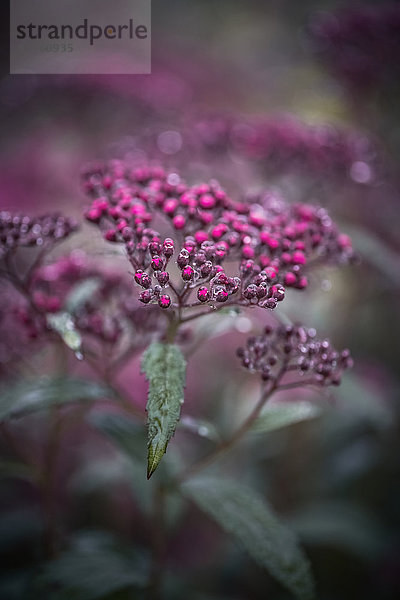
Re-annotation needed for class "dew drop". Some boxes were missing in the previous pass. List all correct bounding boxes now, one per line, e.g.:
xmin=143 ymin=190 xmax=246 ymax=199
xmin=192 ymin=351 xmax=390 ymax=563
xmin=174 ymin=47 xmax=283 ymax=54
xmin=158 ymin=131 xmax=182 ymax=155
xmin=235 ymin=316 xmax=252 ymax=333
xmin=321 ymin=279 xmax=332 ymax=292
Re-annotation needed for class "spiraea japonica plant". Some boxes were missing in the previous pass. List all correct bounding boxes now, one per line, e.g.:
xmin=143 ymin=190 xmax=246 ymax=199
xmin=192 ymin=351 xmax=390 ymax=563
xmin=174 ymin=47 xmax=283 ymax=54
xmin=74 ymin=158 xmax=355 ymax=598
xmin=0 ymin=152 xmax=356 ymax=599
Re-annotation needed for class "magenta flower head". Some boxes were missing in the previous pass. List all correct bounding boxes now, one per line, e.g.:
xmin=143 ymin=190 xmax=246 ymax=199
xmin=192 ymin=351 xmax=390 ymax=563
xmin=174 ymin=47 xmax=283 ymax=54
xmin=188 ymin=113 xmax=376 ymax=184
xmin=82 ymin=161 xmax=355 ymax=320
xmin=237 ymin=324 xmax=353 ymax=387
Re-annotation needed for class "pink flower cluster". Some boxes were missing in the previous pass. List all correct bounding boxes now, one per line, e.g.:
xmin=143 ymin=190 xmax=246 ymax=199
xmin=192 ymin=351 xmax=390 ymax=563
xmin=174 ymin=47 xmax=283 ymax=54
xmin=0 ymin=212 xmax=78 ymax=260
xmin=8 ymin=252 xmax=166 ymax=350
xmin=237 ymin=324 xmax=353 ymax=386
xmin=83 ymin=162 xmax=355 ymax=312
xmin=189 ymin=114 xmax=376 ymax=182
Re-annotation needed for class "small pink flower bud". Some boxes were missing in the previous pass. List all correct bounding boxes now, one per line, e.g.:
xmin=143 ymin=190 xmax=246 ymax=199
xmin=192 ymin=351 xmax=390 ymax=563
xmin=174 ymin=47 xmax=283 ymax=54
xmin=182 ymin=265 xmax=194 ymax=281
xmin=158 ymin=294 xmax=171 ymax=308
xmin=197 ymin=286 xmax=210 ymax=302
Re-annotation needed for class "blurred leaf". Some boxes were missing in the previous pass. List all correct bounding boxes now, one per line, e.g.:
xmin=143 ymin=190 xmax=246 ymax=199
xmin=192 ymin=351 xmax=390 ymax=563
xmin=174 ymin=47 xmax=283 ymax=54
xmin=88 ymin=411 xmax=185 ymax=527
xmin=288 ymin=502 xmax=386 ymax=560
xmin=346 ymin=225 xmax=400 ymax=287
xmin=69 ymin=454 xmax=134 ymax=495
xmin=65 ymin=278 xmax=101 ymax=314
xmin=88 ymin=411 xmax=151 ymax=510
xmin=0 ymin=508 xmax=43 ymax=552
xmin=252 ymin=401 xmax=322 ymax=434
xmin=0 ymin=568 xmax=36 ymax=600
xmin=321 ymin=437 xmax=380 ymax=490
xmin=183 ymin=477 xmax=315 ymax=600
xmin=179 ymin=415 xmax=220 ymax=442
xmin=141 ymin=343 xmax=186 ymax=478
xmin=40 ymin=530 xmax=148 ymax=599
xmin=0 ymin=460 xmax=35 ymax=482
xmin=88 ymin=411 xmax=144 ymax=461
xmin=47 ymin=312 xmax=83 ymax=359
xmin=336 ymin=372 xmax=392 ymax=429
xmin=0 ymin=377 xmax=113 ymax=420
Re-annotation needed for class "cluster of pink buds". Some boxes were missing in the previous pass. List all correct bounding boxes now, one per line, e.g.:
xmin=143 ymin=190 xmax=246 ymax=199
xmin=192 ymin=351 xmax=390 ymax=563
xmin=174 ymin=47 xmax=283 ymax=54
xmin=29 ymin=254 xmax=166 ymax=344
xmin=241 ymin=191 xmax=357 ymax=289
xmin=2 ymin=251 xmax=166 ymax=355
xmin=237 ymin=324 xmax=353 ymax=386
xmin=0 ymin=212 xmax=78 ymax=260
xmin=133 ymin=235 xmax=285 ymax=311
xmin=82 ymin=162 xmax=355 ymax=313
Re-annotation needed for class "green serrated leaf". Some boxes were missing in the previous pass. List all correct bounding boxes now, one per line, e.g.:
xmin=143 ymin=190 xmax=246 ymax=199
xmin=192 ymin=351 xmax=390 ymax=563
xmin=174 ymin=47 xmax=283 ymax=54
xmin=141 ymin=343 xmax=186 ymax=479
xmin=0 ymin=377 xmax=113 ymax=421
xmin=47 ymin=312 xmax=83 ymax=359
xmin=183 ymin=477 xmax=315 ymax=600
xmin=252 ymin=401 xmax=322 ymax=434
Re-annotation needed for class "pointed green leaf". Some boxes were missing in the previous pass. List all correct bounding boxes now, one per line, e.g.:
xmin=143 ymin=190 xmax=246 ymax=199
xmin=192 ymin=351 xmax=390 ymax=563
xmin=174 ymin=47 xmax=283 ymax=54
xmin=141 ymin=342 xmax=186 ymax=478
xmin=252 ymin=401 xmax=322 ymax=434
xmin=0 ymin=377 xmax=113 ymax=420
xmin=183 ymin=477 xmax=315 ymax=600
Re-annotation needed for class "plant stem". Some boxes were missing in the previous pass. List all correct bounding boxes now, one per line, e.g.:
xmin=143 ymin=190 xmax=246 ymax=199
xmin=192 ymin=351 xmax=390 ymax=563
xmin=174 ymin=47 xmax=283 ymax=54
xmin=165 ymin=316 xmax=180 ymax=344
xmin=41 ymin=408 xmax=62 ymax=558
xmin=84 ymin=352 xmax=144 ymax=420
xmin=41 ymin=341 xmax=68 ymax=558
xmin=180 ymin=301 xmax=241 ymax=324
xmin=176 ymin=381 xmax=277 ymax=484
xmin=148 ymin=483 xmax=166 ymax=600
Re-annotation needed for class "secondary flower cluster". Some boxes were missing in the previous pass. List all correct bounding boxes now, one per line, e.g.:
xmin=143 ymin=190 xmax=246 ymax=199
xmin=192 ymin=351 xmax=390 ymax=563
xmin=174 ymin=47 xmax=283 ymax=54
xmin=308 ymin=4 xmax=400 ymax=93
xmin=0 ymin=287 xmax=35 ymax=377
xmin=83 ymin=162 xmax=355 ymax=312
xmin=25 ymin=253 xmax=166 ymax=345
xmin=0 ymin=212 xmax=78 ymax=260
xmin=237 ymin=324 xmax=353 ymax=386
xmin=0 ymin=245 xmax=167 ymax=369
xmin=187 ymin=114 xmax=376 ymax=183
